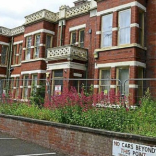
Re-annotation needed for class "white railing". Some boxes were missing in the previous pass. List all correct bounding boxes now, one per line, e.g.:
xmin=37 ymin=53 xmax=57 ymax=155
xmin=0 ymin=26 xmax=25 ymax=36
xmin=66 ymin=2 xmax=91 ymax=18
xmin=25 ymin=9 xmax=59 ymax=25
xmin=47 ymin=45 xmax=88 ymax=61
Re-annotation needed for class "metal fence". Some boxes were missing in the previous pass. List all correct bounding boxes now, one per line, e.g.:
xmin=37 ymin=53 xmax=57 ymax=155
xmin=0 ymin=78 xmax=155 ymax=106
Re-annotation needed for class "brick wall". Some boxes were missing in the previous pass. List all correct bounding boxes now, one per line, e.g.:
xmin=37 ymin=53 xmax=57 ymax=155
xmin=0 ymin=114 xmax=156 ymax=156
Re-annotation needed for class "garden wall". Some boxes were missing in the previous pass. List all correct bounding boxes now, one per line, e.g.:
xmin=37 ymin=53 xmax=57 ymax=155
xmin=0 ymin=114 xmax=156 ymax=156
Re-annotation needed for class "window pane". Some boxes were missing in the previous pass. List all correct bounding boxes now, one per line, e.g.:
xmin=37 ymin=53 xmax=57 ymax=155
xmin=79 ymin=30 xmax=84 ymax=48
xmin=46 ymin=35 xmax=52 ymax=48
xmin=27 ymin=37 xmax=32 ymax=48
xmin=119 ymin=68 xmax=129 ymax=95
xmin=53 ymin=70 xmax=63 ymax=95
xmin=119 ymin=9 xmax=131 ymax=45
xmin=26 ymin=36 xmax=31 ymax=60
xmin=18 ymin=44 xmax=22 ymax=63
xmin=13 ymin=45 xmax=17 ymax=64
xmin=100 ymin=69 xmax=110 ymax=94
xmin=119 ymin=10 xmax=131 ymax=28
xmin=71 ymin=32 xmax=76 ymax=44
xmin=1 ymin=46 xmax=8 ymax=65
xmin=119 ymin=28 xmax=130 ymax=45
xmin=26 ymin=49 xmax=31 ymax=60
xmin=102 ymin=14 xmax=112 ymax=47
xmin=36 ymin=35 xmax=40 ymax=46
xmin=102 ymin=14 xmax=113 ymax=31
xmin=54 ymin=70 xmax=63 ymax=77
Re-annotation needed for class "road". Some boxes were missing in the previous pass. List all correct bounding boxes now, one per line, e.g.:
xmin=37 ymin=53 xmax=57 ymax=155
xmin=0 ymin=132 xmax=67 ymax=156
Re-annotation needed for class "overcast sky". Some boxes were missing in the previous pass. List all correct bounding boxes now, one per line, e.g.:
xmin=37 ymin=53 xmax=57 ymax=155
xmin=0 ymin=0 xmax=75 ymax=29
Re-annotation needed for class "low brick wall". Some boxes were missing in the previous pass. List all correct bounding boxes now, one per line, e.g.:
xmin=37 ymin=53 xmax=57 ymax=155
xmin=0 ymin=114 xmax=156 ymax=156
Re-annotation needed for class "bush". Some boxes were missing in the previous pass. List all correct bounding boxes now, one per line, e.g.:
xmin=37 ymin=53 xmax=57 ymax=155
xmin=0 ymin=88 xmax=156 ymax=137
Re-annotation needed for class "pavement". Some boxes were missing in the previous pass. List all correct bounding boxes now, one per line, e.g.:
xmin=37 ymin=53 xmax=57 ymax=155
xmin=0 ymin=132 xmax=67 ymax=156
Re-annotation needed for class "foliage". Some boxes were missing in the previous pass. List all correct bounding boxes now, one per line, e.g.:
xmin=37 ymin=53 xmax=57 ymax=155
xmin=29 ymin=84 xmax=45 ymax=108
xmin=0 ymin=88 xmax=156 ymax=137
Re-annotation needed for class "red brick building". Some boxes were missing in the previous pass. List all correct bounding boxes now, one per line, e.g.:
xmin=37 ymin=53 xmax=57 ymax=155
xmin=0 ymin=0 xmax=154 ymax=104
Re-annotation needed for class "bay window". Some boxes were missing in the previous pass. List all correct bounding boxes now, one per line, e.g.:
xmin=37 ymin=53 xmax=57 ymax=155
xmin=101 ymin=14 xmax=113 ymax=48
xmin=119 ymin=9 xmax=131 ymax=45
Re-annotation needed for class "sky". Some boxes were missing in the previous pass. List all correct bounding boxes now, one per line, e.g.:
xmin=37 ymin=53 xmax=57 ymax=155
xmin=0 ymin=0 xmax=75 ymax=29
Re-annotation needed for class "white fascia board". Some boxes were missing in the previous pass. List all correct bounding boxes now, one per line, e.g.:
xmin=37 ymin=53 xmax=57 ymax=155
xmin=94 ymin=85 xmax=99 ymax=89
xmin=11 ymin=74 xmax=20 ymax=77
xmin=0 ymin=74 xmax=6 ymax=78
xmin=95 ymin=61 xmax=146 ymax=69
xmin=73 ymin=73 xmax=82 ymax=77
xmin=47 ymin=62 xmax=86 ymax=71
xmin=97 ymin=1 xmax=146 ymax=16
xmin=130 ymin=23 xmax=139 ymax=28
xmin=13 ymin=41 xmax=23 ymax=45
xmin=21 ymin=70 xmax=46 ymax=75
xmin=96 ymin=31 xmax=101 ymax=35
xmin=0 ymin=42 xmax=9 ymax=46
xmin=129 ymin=84 xmax=138 ymax=88
xmin=69 ymin=24 xmax=86 ymax=32
xmin=24 ymin=29 xmax=55 ymax=37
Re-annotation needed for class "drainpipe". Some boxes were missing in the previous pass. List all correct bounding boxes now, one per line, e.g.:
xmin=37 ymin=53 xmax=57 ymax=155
xmin=60 ymin=21 xmax=63 ymax=46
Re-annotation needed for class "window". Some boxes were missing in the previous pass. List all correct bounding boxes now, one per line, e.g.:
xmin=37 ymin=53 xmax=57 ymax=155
xmin=25 ymin=36 xmax=32 ymax=60
xmin=15 ymin=77 xmax=19 ymax=98
xmin=101 ymin=14 xmax=113 ymax=47
xmin=1 ymin=45 xmax=8 ymax=65
xmin=13 ymin=45 xmax=17 ymax=64
xmin=34 ymin=34 xmax=40 ymax=59
xmin=32 ymin=75 xmax=38 ymax=93
xmin=23 ymin=75 xmax=29 ymax=99
xmin=70 ymin=31 xmax=76 ymax=45
xmin=52 ymin=70 xmax=63 ymax=95
xmin=79 ymin=29 xmax=85 ymax=48
xmin=18 ymin=44 xmax=22 ymax=64
xmin=45 ymin=35 xmax=53 ymax=58
xmin=116 ymin=68 xmax=129 ymax=95
xmin=99 ymin=69 xmax=111 ymax=94
xmin=138 ymin=11 xmax=144 ymax=46
xmin=119 ymin=9 xmax=131 ymax=45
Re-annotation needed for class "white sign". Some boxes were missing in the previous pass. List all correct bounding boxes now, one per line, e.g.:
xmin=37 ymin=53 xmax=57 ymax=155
xmin=55 ymin=85 xmax=61 ymax=95
xmin=113 ymin=140 xmax=156 ymax=156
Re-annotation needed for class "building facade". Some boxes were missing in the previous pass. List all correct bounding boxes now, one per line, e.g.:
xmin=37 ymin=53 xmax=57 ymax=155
xmin=0 ymin=0 xmax=154 ymax=104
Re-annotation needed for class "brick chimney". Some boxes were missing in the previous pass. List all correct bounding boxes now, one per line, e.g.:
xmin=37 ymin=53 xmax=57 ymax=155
xmin=74 ymin=0 xmax=88 ymax=6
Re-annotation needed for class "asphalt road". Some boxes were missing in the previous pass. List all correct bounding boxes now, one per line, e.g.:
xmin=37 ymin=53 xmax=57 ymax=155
xmin=0 ymin=132 xmax=67 ymax=156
